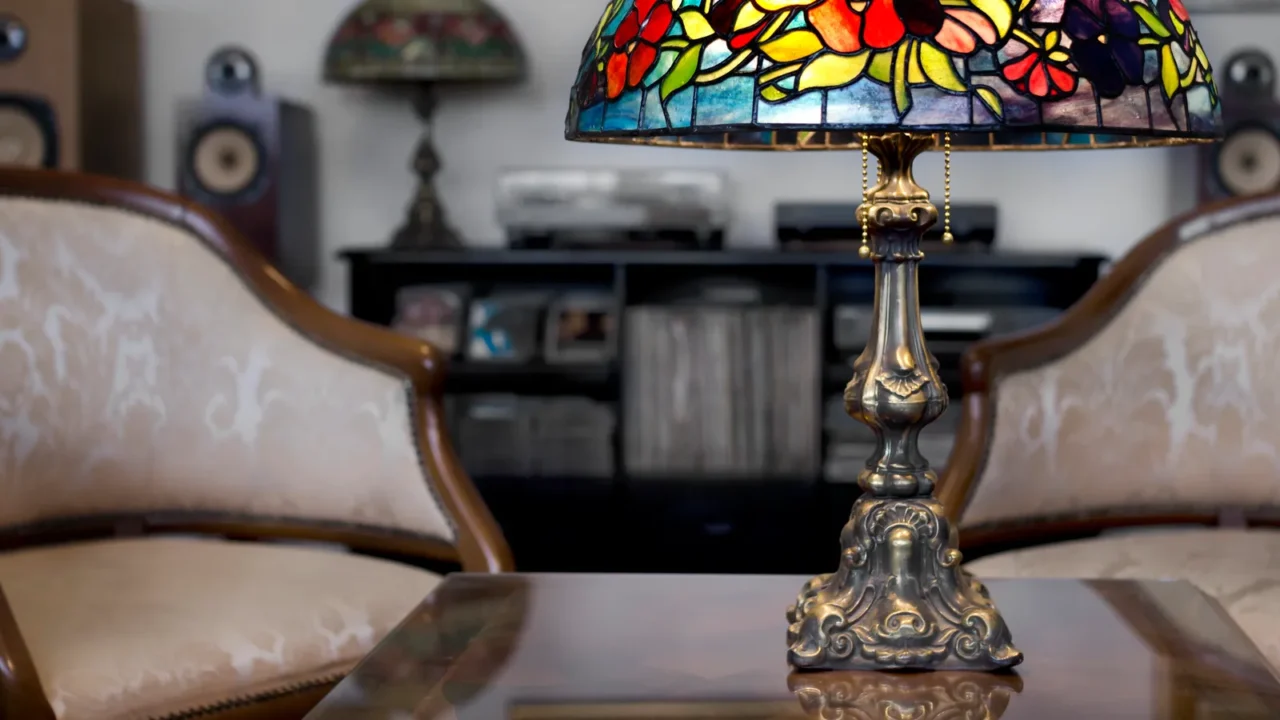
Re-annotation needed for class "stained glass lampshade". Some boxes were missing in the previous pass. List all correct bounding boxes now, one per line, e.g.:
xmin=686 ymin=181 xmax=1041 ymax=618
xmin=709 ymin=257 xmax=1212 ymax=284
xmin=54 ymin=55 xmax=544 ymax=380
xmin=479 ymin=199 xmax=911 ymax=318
xmin=564 ymin=0 xmax=1223 ymax=677
xmin=324 ymin=0 xmax=525 ymax=83
xmin=566 ymin=0 xmax=1221 ymax=149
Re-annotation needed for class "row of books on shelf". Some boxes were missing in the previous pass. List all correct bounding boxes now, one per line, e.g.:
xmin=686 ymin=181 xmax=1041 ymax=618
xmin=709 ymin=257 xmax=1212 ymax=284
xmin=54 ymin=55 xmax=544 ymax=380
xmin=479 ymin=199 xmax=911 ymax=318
xmin=625 ymin=306 xmax=821 ymax=478
xmin=394 ymin=283 xmax=1064 ymax=370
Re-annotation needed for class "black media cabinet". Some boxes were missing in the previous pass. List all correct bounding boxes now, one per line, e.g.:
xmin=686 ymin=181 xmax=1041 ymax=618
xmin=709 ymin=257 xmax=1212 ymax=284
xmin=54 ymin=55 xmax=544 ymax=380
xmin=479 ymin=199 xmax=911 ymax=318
xmin=343 ymin=248 xmax=1106 ymax=574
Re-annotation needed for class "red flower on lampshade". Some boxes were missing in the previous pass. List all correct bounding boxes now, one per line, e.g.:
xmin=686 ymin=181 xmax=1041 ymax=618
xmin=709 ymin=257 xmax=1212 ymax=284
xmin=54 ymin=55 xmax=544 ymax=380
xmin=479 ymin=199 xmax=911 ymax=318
xmin=796 ymin=0 xmax=1004 ymax=55
xmin=864 ymin=0 xmax=1000 ymax=54
xmin=604 ymin=0 xmax=676 ymax=99
xmin=708 ymin=0 xmax=1004 ymax=56
xmin=707 ymin=0 xmax=778 ymax=49
xmin=374 ymin=18 xmax=417 ymax=48
xmin=1000 ymin=30 xmax=1078 ymax=99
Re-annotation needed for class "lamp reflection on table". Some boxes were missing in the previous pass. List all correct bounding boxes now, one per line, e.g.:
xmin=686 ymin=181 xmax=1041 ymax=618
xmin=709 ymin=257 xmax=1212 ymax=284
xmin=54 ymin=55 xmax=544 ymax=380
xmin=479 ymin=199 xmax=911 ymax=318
xmin=508 ymin=671 xmax=1023 ymax=720
xmin=788 ymin=670 xmax=1023 ymax=720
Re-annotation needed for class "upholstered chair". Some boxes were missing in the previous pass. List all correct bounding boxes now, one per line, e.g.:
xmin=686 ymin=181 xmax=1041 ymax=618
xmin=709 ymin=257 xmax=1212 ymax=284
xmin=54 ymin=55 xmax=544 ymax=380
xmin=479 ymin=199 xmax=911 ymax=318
xmin=940 ymin=192 xmax=1280 ymax=671
xmin=0 ymin=170 xmax=511 ymax=720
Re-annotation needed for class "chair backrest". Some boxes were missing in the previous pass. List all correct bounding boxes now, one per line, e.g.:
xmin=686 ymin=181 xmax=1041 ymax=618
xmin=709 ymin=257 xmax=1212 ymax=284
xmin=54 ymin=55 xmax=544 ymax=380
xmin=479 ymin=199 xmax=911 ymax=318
xmin=0 ymin=170 xmax=509 ymax=571
xmin=941 ymin=193 xmax=1280 ymax=551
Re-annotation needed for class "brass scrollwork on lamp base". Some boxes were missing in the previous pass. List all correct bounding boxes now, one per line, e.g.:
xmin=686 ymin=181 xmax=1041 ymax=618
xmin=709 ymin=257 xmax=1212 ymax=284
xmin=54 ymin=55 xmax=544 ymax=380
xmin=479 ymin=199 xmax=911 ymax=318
xmin=786 ymin=133 xmax=1023 ymax=673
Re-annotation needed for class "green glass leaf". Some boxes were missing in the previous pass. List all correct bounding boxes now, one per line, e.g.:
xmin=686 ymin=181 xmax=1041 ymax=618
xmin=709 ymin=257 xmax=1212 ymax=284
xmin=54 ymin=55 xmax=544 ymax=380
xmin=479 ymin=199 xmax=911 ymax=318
xmin=893 ymin=43 xmax=912 ymax=117
xmin=920 ymin=42 xmax=966 ymax=93
xmin=663 ymin=44 xmax=704 ymax=102
xmin=1133 ymin=6 xmax=1171 ymax=38
xmin=976 ymin=86 xmax=1003 ymax=120
xmin=869 ymin=51 xmax=893 ymax=83
xmin=1161 ymin=44 xmax=1180 ymax=99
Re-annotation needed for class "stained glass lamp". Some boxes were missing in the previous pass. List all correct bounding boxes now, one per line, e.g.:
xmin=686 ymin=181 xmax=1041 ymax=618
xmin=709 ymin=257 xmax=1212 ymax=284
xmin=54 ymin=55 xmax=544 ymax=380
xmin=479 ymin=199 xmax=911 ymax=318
xmin=324 ymin=0 xmax=526 ymax=248
xmin=566 ymin=0 xmax=1221 ymax=673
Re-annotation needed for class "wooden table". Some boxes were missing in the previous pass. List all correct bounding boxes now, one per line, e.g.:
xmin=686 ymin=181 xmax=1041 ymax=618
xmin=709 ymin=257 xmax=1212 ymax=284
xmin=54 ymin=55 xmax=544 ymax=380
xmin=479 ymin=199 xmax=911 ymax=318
xmin=304 ymin=574 xmax=1280 ymax=719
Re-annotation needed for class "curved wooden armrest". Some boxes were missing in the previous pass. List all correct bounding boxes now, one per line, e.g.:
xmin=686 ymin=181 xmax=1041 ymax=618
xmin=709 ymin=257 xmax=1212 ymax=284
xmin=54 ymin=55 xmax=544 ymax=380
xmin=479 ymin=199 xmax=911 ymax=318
xmin=0 ymin=585 xmax=54 ymax=720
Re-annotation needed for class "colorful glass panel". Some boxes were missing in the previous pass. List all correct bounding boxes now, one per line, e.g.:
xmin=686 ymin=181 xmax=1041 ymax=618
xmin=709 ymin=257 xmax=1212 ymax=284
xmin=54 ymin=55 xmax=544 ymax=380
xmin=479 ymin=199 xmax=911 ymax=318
xmin=565 ymin=0 xmax=1221 ymax=149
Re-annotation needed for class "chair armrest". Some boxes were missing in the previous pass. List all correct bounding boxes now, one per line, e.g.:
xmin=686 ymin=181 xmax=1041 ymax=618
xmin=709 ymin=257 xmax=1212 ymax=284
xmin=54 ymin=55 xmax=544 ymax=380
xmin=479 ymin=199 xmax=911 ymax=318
xmin=0 ymin=584 xmax=54 ymax=719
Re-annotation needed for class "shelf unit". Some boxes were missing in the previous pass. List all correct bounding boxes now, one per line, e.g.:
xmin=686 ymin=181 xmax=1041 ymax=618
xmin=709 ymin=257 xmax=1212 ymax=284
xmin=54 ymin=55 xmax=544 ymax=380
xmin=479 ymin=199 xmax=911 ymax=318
xmin=343 ymin=248 xmax=1106 ymax=573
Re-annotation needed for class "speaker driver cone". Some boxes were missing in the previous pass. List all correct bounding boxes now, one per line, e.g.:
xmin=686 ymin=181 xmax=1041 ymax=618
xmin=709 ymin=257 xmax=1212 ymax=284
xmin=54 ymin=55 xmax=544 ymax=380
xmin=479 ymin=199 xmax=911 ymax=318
xmin=191 ymin=124 xmax=263 ymax=197
xmin=1218 ymin=127 xmax=1280 ymax=198
xmin=0 ymin=105 xmax=47 ymax=168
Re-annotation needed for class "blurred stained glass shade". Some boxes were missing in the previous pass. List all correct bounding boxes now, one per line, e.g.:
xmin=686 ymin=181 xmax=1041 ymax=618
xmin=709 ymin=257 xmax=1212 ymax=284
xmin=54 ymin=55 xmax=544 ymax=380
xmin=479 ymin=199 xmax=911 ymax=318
xmin=565 ymin=0 xmax=1223 ymax=150
xmin=325 ymin=0 xmax=525 ymax=83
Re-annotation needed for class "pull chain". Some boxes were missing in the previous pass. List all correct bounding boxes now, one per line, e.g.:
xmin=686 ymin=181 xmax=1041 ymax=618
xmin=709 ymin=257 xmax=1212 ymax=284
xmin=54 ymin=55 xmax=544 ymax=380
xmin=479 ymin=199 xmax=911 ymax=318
xmin=859 ymin=133 xmax=871 ymax=260
xmin=943 ymin=132 xmax=954 ymax=244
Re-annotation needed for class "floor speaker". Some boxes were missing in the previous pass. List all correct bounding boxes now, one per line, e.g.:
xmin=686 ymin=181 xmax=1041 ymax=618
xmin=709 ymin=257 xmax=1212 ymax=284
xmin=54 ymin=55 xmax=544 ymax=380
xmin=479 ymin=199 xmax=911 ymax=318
xmin=0 ymin=0 xmax=140 ymax=177
xmin=1200 ymin=49 xmax=1280 ymax=202
xmin=177 ymin=47 xmax=319 ymax=290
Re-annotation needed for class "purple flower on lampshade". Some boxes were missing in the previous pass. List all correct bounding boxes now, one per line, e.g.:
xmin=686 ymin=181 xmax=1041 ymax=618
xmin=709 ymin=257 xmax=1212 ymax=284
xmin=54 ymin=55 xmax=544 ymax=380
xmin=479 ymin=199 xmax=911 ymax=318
xmin=1064 ymin=0 xmax=1144 ymax=99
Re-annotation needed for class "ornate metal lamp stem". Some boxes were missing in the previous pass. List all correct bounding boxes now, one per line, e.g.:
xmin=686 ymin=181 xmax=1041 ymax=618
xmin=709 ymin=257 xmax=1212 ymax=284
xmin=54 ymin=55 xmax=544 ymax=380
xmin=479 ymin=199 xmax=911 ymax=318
xmin=393 ymin=85 xmax=462 ymax=250
xmin=787 ymin=132 xmax=1022 ymax=672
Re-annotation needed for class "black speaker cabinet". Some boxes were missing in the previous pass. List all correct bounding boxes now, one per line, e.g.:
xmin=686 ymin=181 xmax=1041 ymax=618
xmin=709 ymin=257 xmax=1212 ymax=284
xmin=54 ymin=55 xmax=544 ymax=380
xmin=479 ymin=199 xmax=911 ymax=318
xmin=1200 ymin=49 xmax=1280 ymax=202
xmin=0 ymin=0 xmax=141 ymax=177
xmin=178 ymin=47 xmax=319 ymax=290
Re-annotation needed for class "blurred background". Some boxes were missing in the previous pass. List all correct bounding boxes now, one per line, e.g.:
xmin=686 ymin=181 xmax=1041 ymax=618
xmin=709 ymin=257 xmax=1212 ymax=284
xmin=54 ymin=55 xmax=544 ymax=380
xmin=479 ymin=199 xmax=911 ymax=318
xmin=129 ymin=0 xmax=1268 ymax=310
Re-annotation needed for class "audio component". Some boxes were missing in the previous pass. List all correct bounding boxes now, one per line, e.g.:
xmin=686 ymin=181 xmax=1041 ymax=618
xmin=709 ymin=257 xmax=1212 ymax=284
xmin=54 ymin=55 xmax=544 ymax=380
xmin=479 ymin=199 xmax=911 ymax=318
xmin=178 ymin=47 xmax=319 ymax=289
xmin=0 ymin=0 xmax=140 ymax=177
xmin=1200 ymin=49 xmax=1280 ymax=202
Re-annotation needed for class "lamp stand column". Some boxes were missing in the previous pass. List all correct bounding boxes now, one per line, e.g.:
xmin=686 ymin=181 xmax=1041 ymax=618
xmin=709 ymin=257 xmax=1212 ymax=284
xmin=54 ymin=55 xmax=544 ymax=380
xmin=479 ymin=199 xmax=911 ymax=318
xmin=392 ymin=85 xmax=462 ymax=250
xmin=786 ymin=132 xmax=1022 ymax=672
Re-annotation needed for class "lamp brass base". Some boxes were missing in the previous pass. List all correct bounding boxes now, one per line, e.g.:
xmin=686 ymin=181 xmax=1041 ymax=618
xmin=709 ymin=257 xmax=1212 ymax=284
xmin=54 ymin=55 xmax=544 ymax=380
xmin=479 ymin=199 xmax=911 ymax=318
xmin=786 ymin=495 xmax=1021 ymax=671
xmin=786 ymin=132 xmax=1022 ymax=673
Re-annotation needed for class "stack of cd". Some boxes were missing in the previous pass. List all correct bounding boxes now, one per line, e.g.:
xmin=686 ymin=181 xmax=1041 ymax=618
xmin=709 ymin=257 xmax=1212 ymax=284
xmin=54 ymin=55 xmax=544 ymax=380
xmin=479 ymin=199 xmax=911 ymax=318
xmin=624 ymin=305 xmax=819 ymax=479
xmin=454 ymin=395 xmax=616 ymax=479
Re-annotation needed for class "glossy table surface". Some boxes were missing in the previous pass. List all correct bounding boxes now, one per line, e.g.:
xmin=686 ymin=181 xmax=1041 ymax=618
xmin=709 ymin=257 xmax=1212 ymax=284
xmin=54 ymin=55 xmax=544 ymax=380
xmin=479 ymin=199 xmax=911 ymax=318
xmin=305 ymin=574 xmax=1280 ymax=719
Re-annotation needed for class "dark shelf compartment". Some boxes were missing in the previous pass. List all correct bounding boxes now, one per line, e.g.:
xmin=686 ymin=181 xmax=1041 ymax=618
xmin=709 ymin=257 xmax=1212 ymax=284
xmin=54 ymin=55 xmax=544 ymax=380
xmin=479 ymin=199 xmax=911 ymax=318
xmin=445 ymin=361 xmax=618 ymax=397
xmin=344 ymin=246 xmax=1107 ymax=574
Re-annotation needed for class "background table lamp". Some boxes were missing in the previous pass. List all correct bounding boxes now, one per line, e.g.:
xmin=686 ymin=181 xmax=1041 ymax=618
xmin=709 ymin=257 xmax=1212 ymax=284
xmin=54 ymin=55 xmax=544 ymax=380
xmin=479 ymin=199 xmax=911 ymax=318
xmin=324 ymin=0 xmax=526 ymax=249
xmin=567 ymin=0 xmax=1221 ymax=672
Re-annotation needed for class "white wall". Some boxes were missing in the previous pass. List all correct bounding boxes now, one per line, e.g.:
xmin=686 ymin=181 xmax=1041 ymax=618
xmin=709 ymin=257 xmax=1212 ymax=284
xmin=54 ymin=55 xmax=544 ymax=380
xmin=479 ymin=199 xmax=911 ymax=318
xmin=134 ymin=0 xmax=1280 ymax=311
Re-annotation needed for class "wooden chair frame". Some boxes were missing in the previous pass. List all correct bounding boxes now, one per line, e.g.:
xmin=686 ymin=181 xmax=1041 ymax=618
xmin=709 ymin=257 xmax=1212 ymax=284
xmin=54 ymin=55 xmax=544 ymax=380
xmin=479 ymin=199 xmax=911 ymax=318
xmin=0 ymin=169 xmax=512 ymax=720
xmin=938 ymin=191 xmax=1280 ymax=559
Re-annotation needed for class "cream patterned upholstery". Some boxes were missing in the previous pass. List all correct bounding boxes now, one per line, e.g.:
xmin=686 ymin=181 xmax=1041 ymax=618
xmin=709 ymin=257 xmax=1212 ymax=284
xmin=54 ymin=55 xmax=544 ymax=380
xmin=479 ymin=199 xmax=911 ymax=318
xmin=956 ymin=203 xmax=1280 ymax=674
xmin=0 ymin=537 xmax=439 ymax=720
xmin=0 ymin=188 xmax=486 ymax=719
xmin=962 ymin=214 xmax=1280 ymax=530
xmin=967 ymin=529 xmax=1280 ymax=671
xmin=0 ymin=196 xmax=454 ymax=541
